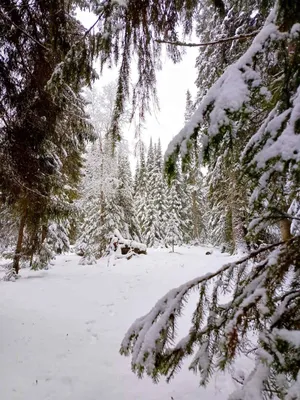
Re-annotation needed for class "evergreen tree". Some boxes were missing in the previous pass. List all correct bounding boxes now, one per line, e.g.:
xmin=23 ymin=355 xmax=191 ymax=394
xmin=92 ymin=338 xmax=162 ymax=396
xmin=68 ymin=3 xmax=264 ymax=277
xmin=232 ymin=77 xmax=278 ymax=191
xmin=116 ymin=144 xmax=141 ymax=241
xmin=194 ymin=0 xmax=267 ymax=104
xmin=144 ymin=139 xmax=157 ymax=247
xmin=76 ymin=81 xmax=135 ymax=260
xmin=120 ymin=1 xmax=300 ymax=398
xmin=151 ymin=140 xmax=168 ymax=245
xmin=134 ymin=141 xmax=148 ymax=239
xmin=165 ymin=182 xmax=183 ymax=251
xmin=178 ymin=91 xmax=206 ymax=244
xmin=77 ymin=135 xmax=119 ymax=259
xmin=0 ymin=0 xmax=94 ymax=273
xmin=77 ymin=135 xmax=140 ymax=259
xmin=140 ymin=139 xmax=169 ymax=247
xmin=172 ymin=158 xmax=193 ymax=243
xmin=184 ymin=90 xmax=195 ymax=123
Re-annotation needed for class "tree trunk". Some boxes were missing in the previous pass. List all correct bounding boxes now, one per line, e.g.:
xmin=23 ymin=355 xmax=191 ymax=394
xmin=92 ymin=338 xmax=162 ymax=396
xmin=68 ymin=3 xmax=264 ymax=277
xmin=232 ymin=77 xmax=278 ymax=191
xmin=229 ymin=171 xmax=248 ymax=254
xmin=279 ymin=218 xmax=292 ymax=241
xmin=191 ymin=190 xmax=200 ymax=240
xmin=231 ymin=211 xmax=248 ymax=254
xmin=13 ymin=212 xmax=27 ymax=274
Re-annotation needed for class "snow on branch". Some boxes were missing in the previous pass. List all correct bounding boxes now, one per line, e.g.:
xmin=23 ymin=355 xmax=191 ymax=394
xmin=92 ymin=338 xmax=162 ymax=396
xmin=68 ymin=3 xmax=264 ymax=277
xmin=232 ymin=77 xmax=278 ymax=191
xmin=165 ymin=8 xmax=281 ymax=160
xmin=120 ymin=237 xmax=300 ymax=397
xmin=244 ymin=86 xmax=300 ymax=203
xmin=254 ymin=87 xmax=300 ymax=164
xmin=155 ymin=30 xmax=260 ymax=48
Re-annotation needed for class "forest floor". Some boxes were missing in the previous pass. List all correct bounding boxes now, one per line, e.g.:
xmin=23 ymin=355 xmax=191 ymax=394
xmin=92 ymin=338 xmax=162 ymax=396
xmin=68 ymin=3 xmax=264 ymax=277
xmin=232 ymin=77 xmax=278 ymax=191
xmin=1 ymin=246 xmax=248 ymax=400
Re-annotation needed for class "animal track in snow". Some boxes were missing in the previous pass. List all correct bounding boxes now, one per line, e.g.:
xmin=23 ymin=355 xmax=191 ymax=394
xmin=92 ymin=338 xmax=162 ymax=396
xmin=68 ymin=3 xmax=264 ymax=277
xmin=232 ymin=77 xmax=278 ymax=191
xmin=85 ymin=319 xmax=99 ymax=342
xmin=85 ymin=319 xmax=96 ymax=325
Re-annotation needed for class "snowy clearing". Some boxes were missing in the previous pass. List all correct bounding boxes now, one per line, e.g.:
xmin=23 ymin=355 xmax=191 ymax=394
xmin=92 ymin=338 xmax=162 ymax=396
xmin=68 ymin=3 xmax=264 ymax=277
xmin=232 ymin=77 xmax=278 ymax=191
xmin=1 ymin=246 xmax=242 ymax=400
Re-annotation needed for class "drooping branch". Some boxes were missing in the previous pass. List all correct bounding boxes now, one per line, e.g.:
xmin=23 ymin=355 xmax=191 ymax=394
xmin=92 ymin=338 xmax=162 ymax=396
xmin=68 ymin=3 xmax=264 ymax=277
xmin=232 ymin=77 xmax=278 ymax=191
xmin=120 ymin=239 xmax=287 ymax=355
xmin=155 ymin=30 xmax=260 ymax=47
xmin=120 ymin=236 xmax=300 ymax=392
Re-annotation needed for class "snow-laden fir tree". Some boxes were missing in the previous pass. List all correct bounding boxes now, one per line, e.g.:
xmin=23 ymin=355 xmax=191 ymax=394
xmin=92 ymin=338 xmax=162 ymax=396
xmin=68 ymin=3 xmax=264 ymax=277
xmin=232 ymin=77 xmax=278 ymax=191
xmin=92 ymin=140 xmax=140 ymax=255
xmin=134 ymin=134 xmax=204 ymax=247
xmin=30 ymin=221 xmax=71 ymax=270
xmin=182 ymin=90 xmax=206 ymax=243
xmin=77 ymin=135 xmax=118 ymax=260
xmin=76 ymin=81 xmax=138 ymax=261
xmin=170 ymin=158 xmax=193 ymax=243
xmin=185 ymin=153 xmax=206 ymax=244
xmin=141 ymin=139 xmax=167 ymax=247
xmin=116 ymin=144 xmax=141 ymax=241
xmin=135 ymin=138 xmax=170 ymax=247
xmin=204 ymin=147 xmax=250 ymax=254
xmin=0 ymin=0 xmax=95 ymax=274
xmin=134 ymin=141 xmax=148 ymax=238
xmin=143 ymin=139 xmax=158 ymax=247
xmin=150 ymin=139 xmax=169 ymax=245
xmin=165 ymin=182 xmax=183 ymax=252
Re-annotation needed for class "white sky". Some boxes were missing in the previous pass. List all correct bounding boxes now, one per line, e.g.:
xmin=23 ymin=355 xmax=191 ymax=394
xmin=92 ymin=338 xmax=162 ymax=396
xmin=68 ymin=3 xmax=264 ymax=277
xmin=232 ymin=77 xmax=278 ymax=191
xmin=76 ymin=10 xmax=199 ymax=154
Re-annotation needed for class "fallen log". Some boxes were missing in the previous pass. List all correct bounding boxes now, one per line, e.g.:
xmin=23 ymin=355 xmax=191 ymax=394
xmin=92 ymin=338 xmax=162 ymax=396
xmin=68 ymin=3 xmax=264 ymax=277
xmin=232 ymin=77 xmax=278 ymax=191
xmin=112 ymin=229 xmax=147 ymax=257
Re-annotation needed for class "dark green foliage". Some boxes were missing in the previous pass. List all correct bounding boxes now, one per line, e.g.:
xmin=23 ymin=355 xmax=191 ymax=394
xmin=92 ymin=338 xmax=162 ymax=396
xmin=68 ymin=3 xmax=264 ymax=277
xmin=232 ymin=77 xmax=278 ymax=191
xmin=0 ymin=0 xmax=94 ymax=271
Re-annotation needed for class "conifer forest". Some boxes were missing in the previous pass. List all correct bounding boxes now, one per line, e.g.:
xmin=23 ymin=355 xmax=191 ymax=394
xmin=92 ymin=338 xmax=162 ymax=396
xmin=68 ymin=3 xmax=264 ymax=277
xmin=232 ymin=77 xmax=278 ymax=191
xmin=1 ymin=1 xmax=300 ymax=399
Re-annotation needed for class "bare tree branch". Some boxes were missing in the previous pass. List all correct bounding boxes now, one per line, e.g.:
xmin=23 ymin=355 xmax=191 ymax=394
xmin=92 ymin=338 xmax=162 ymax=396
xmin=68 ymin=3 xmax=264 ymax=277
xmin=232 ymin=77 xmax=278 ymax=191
xmin=155 ymin=30 xmax=260 ymax=47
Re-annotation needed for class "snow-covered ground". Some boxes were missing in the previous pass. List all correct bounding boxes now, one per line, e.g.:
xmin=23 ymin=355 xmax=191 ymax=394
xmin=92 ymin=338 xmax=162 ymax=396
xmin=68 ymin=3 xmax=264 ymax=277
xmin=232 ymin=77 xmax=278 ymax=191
xmin=1 ymin=246 xmax=241 ymax=400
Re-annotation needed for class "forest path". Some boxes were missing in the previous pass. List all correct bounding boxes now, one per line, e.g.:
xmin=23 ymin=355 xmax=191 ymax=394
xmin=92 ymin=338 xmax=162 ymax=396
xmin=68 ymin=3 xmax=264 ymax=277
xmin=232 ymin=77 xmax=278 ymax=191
xmin=1 ymin=246 xmax=241 ymax=400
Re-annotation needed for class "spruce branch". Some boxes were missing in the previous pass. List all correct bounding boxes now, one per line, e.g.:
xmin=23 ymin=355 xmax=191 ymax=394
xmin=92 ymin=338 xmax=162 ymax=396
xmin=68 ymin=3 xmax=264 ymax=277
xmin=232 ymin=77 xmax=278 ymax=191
xmin=0 ymin=8 xmax=48 ymax=50
xmin=155 ymin=30 xmax=260 ymax=48
xmin=121 ymin=235 xmax=300 ymax=393
xmin=120 ymin=240 xmax=288 ymax=362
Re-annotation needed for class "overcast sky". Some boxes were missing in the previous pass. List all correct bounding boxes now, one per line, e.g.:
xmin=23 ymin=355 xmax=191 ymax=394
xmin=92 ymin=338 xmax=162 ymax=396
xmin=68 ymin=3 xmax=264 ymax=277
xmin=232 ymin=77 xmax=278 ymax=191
xmin=76 ymin=10 xmax=199 ymax=154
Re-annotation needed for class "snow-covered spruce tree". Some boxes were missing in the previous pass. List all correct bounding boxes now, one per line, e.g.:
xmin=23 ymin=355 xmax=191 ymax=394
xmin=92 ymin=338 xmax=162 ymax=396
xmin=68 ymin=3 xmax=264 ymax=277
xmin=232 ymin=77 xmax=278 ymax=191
xmin=116 ymin=144 xmax=141 ymax=241
xmin=186 ymin=154 xmax=206 ymax=244
xmin=30 ymin=221 xmax=71 ymax=270
xmin=164 ymin=91 xmax=205 ymax=246
xmin=204 ymin=143 xmax=250 ymax=254
xmin=120 ymin=2 xmax=300 ymax=398
xmin=0 ymin=0 xmax=95 ymax=274
xmin=93 ymin=140 xmax=139 ymax=256
xmin=165 ymin=182 xmax=183 ymax=252
xmin=77 ymin=135 xmax=118 ymax=260
xmin=141 ymin=139 xmax=169 ymax=247
xmin=77 ymin=133 xmax=140 ymax=260
xmin=143 ymin=139 xmax=158 ymax=247
xmin=184 ymin=89 xmax=195 ymax=122
xmin=194 ymin=0 xmax=269 ymax=104
xmin=76 ymin=81 xmax=136 ymax=261
xmin=134 ymin=141 xmax=149 ymax=240
xmin=76 ymin=138 xmax=103 ymax=261
xmin=151 ymin=139 xmax=169 ymax=245
xmin=171 ymin=157 xmax=193 ymax=243
xmin=192 ymin=1 xmax=273 ymax=254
